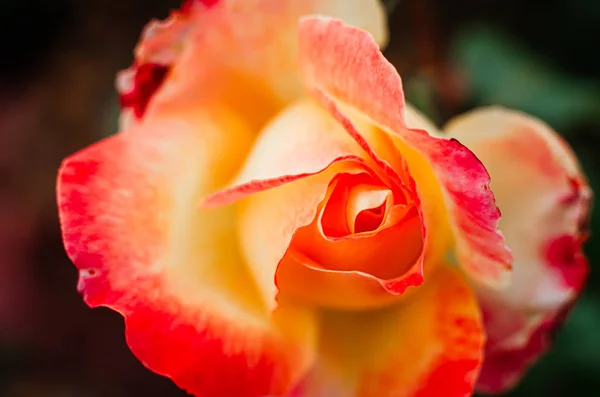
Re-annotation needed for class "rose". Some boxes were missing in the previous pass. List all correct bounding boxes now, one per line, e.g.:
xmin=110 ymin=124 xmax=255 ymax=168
xmin=56 ymin=1 xmax=591 ymax=397
xmin=444 ymin=108 xmax=592 ymax=393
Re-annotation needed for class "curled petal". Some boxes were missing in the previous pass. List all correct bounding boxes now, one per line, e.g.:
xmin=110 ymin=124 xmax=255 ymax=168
xmin=298 ymin=17 xmax=512 ymax=287
xmin=203 ymin=99 xmax=410 ymax=309
xmin=290 ymin=265 xmax=484 ymax=397
xmin=278 ymin=169 xmax=425 ymax=310
xmin=445 ymin=107 xmax=592 ymax=393
xmin=201 ymin=99 xmax=374 ymax=209
xmin=57 ymin=109 xmax=317 ymax=397
xmin=118 ymin=0 xmax=387 ymax=127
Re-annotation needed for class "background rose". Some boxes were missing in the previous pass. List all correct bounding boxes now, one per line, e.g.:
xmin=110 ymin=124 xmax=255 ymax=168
xmin=445 ymin=108 xmax=591 ymax=393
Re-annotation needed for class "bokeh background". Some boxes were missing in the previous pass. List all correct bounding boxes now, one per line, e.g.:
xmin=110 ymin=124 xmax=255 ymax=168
xmin=0 ymin=0 xmax=598 ymax=396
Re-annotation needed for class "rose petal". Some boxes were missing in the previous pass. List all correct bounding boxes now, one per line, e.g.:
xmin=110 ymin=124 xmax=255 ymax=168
xmin=277 ymin=169 xmax=425 ymax=310
xmin=445 ymin=107 xmax=592 ymax=393
xmin=118 ymin=0 xmax=387 ymax=127
xmin=345 ymin=183 xmax=391 ymax=233
xmin=202 ymin=99 xmax=408 ymax=309
xmin=298 ymin=17 xmax=513 ymax=287
xmin=200 ymin=99 xmax=382 ymax=208
xmin=289 ymin=265 xmax=484 ymax=397
xmin=57 ymin=109 xmax=318 ymax=397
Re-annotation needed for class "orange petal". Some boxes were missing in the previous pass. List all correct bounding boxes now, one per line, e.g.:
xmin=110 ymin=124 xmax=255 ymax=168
xmin=445 ymin=107 xmax=592 ymax=393
xmin=200 ymin=99 xmax=375 ymax=210
xmin=117 ymin=0 xmax=387 ymax=129
xmin=277 ymin=168 xmax=425 ymax=310
xmin=56 ymin=108 xmax=317 ymax=397
xmin=297 ymin=17 xmax=513 ymax=288
xmin=202 ymin=99 xmax=410 ymax=310
xmin=289 ymin=265 xmax=484 ymax=397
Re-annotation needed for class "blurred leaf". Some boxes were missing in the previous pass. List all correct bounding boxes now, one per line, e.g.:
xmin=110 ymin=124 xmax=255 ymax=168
xmin=557 ymin=295 xmax=600 ymax=370
xmin=451 ymin=25 xmax=600 ymax=130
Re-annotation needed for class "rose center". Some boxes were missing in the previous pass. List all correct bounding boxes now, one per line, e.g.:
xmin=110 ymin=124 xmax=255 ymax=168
xmin=346 ymin=186 xmax=391 ymax=234
xmin=320 ymin=173 xmax=402 ymax=238
xmin=279 ymin=169 xmax=424 ymax=309
xmin=354 ymin=204 xmax=386 ymax=233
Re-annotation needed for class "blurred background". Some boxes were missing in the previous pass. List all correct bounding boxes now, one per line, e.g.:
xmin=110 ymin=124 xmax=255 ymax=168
xmin=0 ymin=0 xmax=598 ymax=396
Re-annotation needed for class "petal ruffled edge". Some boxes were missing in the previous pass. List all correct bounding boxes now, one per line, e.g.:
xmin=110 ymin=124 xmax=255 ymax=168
xmin=297 ymin=16 xmax=513 ymax=287
xmin=201 ymin=99 xmax=416 ymax=310
xmin=117 ymin=0 xmax=388 ymax=128
xmin=57 ymin=115 xmax=318 ymax=397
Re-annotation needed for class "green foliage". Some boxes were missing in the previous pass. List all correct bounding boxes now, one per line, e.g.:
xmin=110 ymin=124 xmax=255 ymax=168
xmin=451 ymin=25 xmax=600 ymax=131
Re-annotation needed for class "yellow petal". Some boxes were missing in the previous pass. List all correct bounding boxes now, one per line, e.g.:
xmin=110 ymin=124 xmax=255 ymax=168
xmin=57 ymin=105 xmax=318 ymax=397
xmin=292 ymin=265 xmax=484 ymax=397
xmin=298 ymin=17 xmax=512 ymax=287
xmin=119 ymin=0 xmax=387 ymax=130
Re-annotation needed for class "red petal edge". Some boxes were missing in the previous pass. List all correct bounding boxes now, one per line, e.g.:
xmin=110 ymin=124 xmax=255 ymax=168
xmin=297 ymin=17 xmax=513 ymax=287
xmin=201 ymin=155 xmax=367 ymax=209
xmin=119 ymin=63 xmax=170 ymax=118
xmin=477 ymin=234 xmax=589 ymax=393
xmin=57 ymin=130 xmax=314 ymax=397
xmin=118 ymin=0 xmax=221 ymax=120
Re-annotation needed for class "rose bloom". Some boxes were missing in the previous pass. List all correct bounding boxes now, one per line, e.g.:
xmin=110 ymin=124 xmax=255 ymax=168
xmin=56 ymin=1 xmax=592 ymax=396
